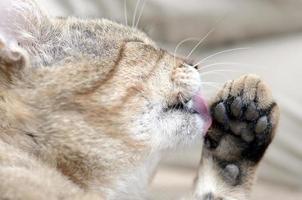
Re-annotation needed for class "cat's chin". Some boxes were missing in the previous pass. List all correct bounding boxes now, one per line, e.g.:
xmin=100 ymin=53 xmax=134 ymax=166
xmin=153 ymin=96 xmax=211 ymax=149
xmin=171 ymin=113 xmax=209 ymax=148
xmin=185 ymin=114 xmax=208 ymax=143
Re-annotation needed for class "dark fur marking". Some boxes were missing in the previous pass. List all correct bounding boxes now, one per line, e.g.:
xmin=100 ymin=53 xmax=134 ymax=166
xmin=76 ymin=41 xmax=127 ymax=95
xmin=24 ymin=131 xmax=38 ymax=144
xmin=112 ymin=49 xmax=165 ymax=109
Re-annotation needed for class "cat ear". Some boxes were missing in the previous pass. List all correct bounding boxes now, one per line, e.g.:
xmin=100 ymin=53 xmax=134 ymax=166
xmin=0 ymin=0 xmax=48 ymax=47
xmin=0 ymin=35 xmax=29 ymax=87
xmin=0 ymin=0 xmax=43 ymax=85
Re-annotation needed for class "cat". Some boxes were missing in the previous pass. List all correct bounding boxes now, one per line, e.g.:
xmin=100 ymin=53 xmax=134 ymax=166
xmin=0 ymin=0 xmax=279 ymax=199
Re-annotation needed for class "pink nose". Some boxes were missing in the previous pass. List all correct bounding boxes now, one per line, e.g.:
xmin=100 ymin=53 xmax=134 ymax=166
xmin=193 ymin=93 xmax=212 ymax=135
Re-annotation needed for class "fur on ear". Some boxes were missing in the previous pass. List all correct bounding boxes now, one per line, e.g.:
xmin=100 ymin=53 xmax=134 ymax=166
xmin=0 ymin=0 xmax=49 ymax=52
xmin=0 ymin=35 xmax=29 ymax=87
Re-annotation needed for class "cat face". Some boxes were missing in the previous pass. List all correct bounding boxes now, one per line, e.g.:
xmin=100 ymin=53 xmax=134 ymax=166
xmin=0 ymin=0 xmax=211 ymax=154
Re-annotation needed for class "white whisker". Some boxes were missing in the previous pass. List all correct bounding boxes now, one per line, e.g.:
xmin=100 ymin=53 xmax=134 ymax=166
xmin=132 ymin=0 xmax=141 ymax=27
xmin=196 ymin=47 xmax=250 ymax=65
xmin=200 ymin=69 xmax=240 ymax=74
xmin=135 ymin=0 xmax=147 ymax=28
xmin=202 ymin=81 xmax=223 ymax=85
xmin=200 ymin=69 xmax=242 ymax=74
xmin=173 ymin=37 xmax=199 ymax=67
xmin=201 ymin=83 xmax=222 ymax=90
xmin=185 ymin=27 xmax=216 ymax=59
xmin=200 ymin=70 xmax=238 ymax=78
xmin=124 ymin=0 xmax=128 ymax=26
xmin=198 ymin=62 xmax=261 ymax=71
xmin=200 ymin=71 xmax=229 ymax=79
xmin=186 ymin=17 xmax=227 ymax=59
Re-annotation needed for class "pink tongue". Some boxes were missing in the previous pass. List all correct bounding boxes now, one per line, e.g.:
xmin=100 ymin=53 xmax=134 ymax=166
xmin=193 ymin=93 xmax=212 ymax=135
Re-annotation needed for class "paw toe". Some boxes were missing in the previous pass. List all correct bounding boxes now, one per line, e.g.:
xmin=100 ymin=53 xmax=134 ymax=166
xmin=230 ymin=97 xmax=243 ymax=118
xmin=255 ymin=116 xmax=268 ymax=134
xmin=213 ymin=102 xmax=228 ymax=124
xmin=244 ymin=102 xmax=259 ymax=121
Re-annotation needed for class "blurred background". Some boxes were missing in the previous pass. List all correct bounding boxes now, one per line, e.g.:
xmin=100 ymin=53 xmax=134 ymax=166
xmin=35 ymin=0 xmax=302 ymax=199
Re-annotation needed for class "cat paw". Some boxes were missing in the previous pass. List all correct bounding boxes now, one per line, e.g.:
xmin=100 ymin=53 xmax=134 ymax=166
xmin=205 ymin=74 xmax=279 ymax=164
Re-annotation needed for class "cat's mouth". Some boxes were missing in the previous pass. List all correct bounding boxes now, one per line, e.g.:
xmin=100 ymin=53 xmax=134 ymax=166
xmin=164 ymin=93 xmax=212 ymax=134
xmin=164 ymin=101 xmax=198 ymax=114
xmin=192 ymin=93 xmax=212 ymax=133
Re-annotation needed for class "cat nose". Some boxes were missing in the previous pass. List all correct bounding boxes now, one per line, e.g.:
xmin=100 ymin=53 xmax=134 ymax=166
xmin=184 ymin=59 xmax=199 ymax=70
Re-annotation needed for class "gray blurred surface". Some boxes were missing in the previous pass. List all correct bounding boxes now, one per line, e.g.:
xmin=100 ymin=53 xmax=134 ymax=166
xmin=38 ymin=0 xmax=302 ymax=46
xmin=150 ymin=166 xmax=302 ymax=200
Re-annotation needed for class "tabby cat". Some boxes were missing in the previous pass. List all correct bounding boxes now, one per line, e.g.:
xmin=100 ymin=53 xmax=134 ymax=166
xmin=0 ymin=0 xmax=279 ymax=199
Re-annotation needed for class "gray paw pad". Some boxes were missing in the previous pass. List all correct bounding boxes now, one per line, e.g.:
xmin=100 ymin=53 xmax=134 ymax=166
xmin=205 ymin=92 xmax=277 ymax=163
xmin=211 ymin=97 xmax=272 ymax=143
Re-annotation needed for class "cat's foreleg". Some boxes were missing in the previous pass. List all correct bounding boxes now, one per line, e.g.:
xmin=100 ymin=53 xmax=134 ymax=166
xmin=190 ymin=75 xmax=280 ymax=200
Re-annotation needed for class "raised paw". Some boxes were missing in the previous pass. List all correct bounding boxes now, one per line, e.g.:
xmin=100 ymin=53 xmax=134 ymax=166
xmin=205 ymin=74 xmax=280 ymax=164
xmin=192 ymin=75 xmax=280 ymax=199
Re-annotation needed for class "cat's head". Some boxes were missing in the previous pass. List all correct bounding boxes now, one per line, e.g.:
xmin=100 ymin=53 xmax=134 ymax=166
xmin=0 ymin=0 xmax=211 ymax=154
